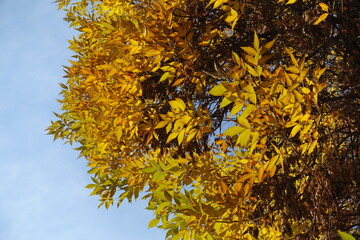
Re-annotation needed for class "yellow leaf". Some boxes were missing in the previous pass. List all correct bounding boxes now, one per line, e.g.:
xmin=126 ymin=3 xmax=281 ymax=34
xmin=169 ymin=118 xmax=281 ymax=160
xmin=220 ymin=97 xmax=232 ymax=108
xmin=145 ymin=49 xmax=161 ymax=57
xmin=241 ymin=47 xmax=257 ymax=56
xmin=300 ymin=124 xmax=312 ymax=137
xmin=232 ymin=51 xmax=241 ymax=65
xmin=286 ymin=0 xmax=297 ymax=4
xmin=271 ymin=143 xmax=281 ymax=154
xmin=177 ymin=129 xmax=185 ymax=145
xmin=237 ymin=116 xmax=251 ymax=129
xmin=315 ymin=67 xmax=327 ymax=79
xmin=253 ymin=32 xmax=260 ymax=51
xmin=313 ymin=13 xmax=329 ymax=25
xmin=258 ymin=166 xmax=265 ymax=183
xmin=180 ymin=115 xmax=191 ymax=125
xmin=223 ymin=126 xmax=244 ymax=137
xmin=155 ymin=121 xmax=169 ymax=129
xmin=268 ymin=155 xmax=279 ymax=170
xmin=286 ymin=49 xmax=299 ymax=67
xmin=225 ymin=8 xmax=238 ymax=23
xmin=202 ymin=29 xmax=218 ymax=41
xmin=171 ymin=78 xmax=185 ymax=86
xmin=209 ymin=83 xmax=227 ymax=96
xmin=300 ymin=67 xmax=311 ymax=78
xmin=249 ymin=131 xmax=259 ymax=154
xmin=319 ymin=3 xmax=329 ymax=12
xmin=294 ymin=90 xmax=304 ymax=102
xmin=169 ymin=98 xmax=186 ymax=111
xmin=233 ymin=182 xmax=242 ymax=193
xmin=166 ymin=123 xmax=172 ymax=133
xmin=269 ymin=166 xmax=277 ymax=177
xmin=81 ymin=28 xmax=92 ymax=33
xmin=242 ymin=104 xmax=256 ymax=118
xmin=236 ymin=128 xmax=251 ymax=146
xmin=244 ymin=166 xmax=255 ymax=173
xmin=246 ymin=64 xmax=259 ymax=77
xmin=185 ymin=129 xmax=197 ymax=143
xmin=287 ymin=66 xmax=300 ymax=74
xmin=175 ymin=98 xmax=186 ymax=111
xmin=148 ymin=218 xmax=160 ymax=228
xmin=173 ymin=119 xmax=182 ymax=132
xmin=107 ymin=68 xmax=118 ymax=77
xmin=301 ymin=87 xmax=311 ymax=94
xmin=290 ymin=124 xmax=302 ymax=138
xmin=258 ymin=54 xmax=274 ymax=65
xmin=175 ymin=158 xmax=190 ymax=164
xmin=231 ymin=16 xmax=239 ymax=29
xmin=101 ymin=22 xmax=116 ymax=31
xmin=314 ymin=82 xmax=327 ymax=93
xmin=220 ymin=181 xmax=229 ymax=193
xmin=237 ymin=173 xmax=254 ymax=183
xmin=260 ymin=38 xmax=277 ymax=55
xmin=244 ymin=83 xmax=257 ymax=104
xmin=97 ymin=64 xmax=113 ymax=70
xmin=308 ymin=139 xmax=318 ymax=154
xmin=159 ymin=72 xmax=170 ymax=82
xmin=230 ymin=102 xmax=244 ymax=116
xmin=213 ymin=0 xmax=227 ymax=9
xmin=166 ymin=132 xmax=178 ymax=143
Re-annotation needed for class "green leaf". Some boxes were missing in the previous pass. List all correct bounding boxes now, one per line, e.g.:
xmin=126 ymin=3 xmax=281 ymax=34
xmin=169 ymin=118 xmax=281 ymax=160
xmin=141 ymin=167 xmax=157 ymax=173
xmin=338 ymin=231 xmax=356 ymax=240
xmin=148 ymin=218 xmax=160 ymax=228
xmin=85 ymin=184 xmax=96 ymax=189
xmin=155 ymin=202 xmax=171 ymax=215
xmin=152 ymin=170 xmax=166 ymax=181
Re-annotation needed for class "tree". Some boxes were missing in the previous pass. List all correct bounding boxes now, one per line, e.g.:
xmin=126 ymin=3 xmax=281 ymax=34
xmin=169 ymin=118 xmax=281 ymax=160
xmin=48 ymin=0 xmax=360 ymax=239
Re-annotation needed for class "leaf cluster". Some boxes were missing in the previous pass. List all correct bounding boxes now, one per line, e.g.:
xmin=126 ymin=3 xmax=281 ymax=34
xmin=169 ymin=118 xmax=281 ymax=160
xmin=48 ymin=0 xmax=360 ymax=239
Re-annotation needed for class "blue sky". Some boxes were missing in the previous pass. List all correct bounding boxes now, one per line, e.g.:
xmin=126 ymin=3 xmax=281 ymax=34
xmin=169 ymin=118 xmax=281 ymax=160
xmin=0 ymin=0 xmax=165 ymax=239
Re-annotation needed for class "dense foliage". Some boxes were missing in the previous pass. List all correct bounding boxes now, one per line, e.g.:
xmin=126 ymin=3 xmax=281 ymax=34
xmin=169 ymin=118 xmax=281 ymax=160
xmin=48 ymin=0 xmax=360 ymax=239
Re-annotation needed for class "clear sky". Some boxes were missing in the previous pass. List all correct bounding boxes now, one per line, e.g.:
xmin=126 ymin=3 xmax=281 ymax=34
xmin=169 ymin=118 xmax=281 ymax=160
xmin=0 ymin=0 xmax=165 ymax=239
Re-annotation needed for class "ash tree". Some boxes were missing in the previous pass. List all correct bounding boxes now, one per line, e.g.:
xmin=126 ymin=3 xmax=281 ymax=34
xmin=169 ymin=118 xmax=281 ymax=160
xmin=48 ymin=0 xmax=359 ymax=239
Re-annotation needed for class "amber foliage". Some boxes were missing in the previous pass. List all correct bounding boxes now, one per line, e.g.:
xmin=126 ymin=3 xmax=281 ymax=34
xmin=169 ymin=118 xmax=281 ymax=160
xmin=48 ymin=0 xmax=360 ymax=239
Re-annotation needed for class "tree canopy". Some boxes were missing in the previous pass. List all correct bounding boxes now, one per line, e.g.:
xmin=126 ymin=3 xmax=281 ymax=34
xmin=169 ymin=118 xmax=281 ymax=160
xmin=48 ymin=0 xmax=360 ymax=239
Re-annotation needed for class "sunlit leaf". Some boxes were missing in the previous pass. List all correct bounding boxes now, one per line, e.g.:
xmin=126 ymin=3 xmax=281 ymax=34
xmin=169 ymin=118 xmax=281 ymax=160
xmin=223 ymin=126 xmax=244 ymax=137
xmin=338 ymin=231 xmax=356 ymax=240
xmin=319 ymin=3 xmax=329 ymax=12
xmin=313 ymin=13 xmax=329 ymax=25
xmin=209 ymin=83 xmax=227 ymax=96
